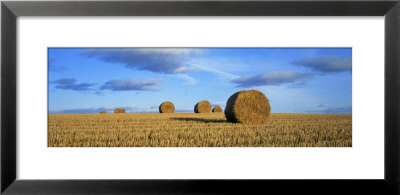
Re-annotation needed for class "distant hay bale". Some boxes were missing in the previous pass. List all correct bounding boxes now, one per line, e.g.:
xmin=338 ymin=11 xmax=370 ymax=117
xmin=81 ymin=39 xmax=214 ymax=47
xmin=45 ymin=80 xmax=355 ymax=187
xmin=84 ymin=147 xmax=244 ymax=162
xmin=194 ymin=100 xmax=211 ymax=113
xmin=100 ymin=111 xmax=107 ymax=114
xmin=114 ymin=108 xmax=126 ymax=113
xmin=159 ymin=101 xmax=175 ymax=113
xmin=212 ymin=106 xmax=222 ymax=113
xmin=224 ymin=90 xmax=271 ymax=125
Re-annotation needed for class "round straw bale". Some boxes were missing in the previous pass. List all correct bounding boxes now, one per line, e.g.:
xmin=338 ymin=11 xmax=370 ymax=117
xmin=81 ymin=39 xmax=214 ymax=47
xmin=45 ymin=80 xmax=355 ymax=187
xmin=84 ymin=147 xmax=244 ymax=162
xmin=100 ymin=111 xmax=107 ymax=114
xmin=159 ymin=101 xmax=175 ymax=113
xmin=224 ymin=90 xmax=271 ymax=125
xmin=114 ymin=108 xmax=126 ymax=113
xmin=212 ymin=106 xmax=223 ymax=112
xmin=194 ymin=100 xmax=211 ymax=113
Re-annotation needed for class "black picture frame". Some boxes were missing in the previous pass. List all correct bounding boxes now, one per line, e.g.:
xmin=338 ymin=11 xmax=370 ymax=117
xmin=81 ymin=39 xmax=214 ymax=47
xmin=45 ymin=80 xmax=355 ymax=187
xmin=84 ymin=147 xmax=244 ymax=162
xmin=1 ymin=0 xmax=399 ymax=194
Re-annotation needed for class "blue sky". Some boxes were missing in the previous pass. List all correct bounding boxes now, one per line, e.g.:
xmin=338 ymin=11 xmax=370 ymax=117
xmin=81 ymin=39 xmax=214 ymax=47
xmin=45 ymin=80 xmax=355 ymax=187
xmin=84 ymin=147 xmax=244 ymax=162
xmin=48 ymin=48 xmax=352 ymax=114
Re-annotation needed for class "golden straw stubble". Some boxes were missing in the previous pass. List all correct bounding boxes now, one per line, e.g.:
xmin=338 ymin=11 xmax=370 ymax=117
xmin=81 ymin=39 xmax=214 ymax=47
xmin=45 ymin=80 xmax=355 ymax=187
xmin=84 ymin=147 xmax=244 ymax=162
xmin=159 ymin=101 xmax=175 ymax=113
xmin=194 ymin=100 xmax=211 ymax=113
xmin=212 ymin=106 xmax=223 ymax=112
xmin=48 ymin=113 xmax=352 ymax=147
xmin=225 ymin=90 xmax=271 ymax=125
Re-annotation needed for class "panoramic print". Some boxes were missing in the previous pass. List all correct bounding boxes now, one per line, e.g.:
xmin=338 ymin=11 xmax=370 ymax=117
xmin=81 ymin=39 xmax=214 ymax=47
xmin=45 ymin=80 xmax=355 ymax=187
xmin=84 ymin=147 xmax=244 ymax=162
xmin=48 ymin=48 xmax=352 ymax=147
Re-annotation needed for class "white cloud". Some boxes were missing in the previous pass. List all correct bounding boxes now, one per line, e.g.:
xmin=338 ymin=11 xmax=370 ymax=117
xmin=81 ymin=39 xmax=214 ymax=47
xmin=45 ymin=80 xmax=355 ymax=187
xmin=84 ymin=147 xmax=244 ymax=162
xmin=293 ymin=55 xmax=352 ymax=73
xmin=100 ymin=78 xmax=163 ymax=91
xmin=232 ymin=71 xmax=313 ymax=88
xmin=81 ymin=48 xmax=204 ymax=74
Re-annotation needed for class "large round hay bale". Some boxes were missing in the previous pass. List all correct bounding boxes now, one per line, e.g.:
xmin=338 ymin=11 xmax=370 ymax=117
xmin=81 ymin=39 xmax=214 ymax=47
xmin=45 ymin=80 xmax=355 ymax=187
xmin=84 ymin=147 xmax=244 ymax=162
xmin=194 ymin=100 xmax=211 ymax=113
xmin=224 ymin=90 xmax=271 ymax=125
xmin=212 ymin=106 xmax=222 ymax=112
xmin=114 ymin=108 xmax=126 ymax=113
xmin=100 ymin=111 xmax=107 ymax=114
xmin=159 ymin=101 xmax=175 ymax=113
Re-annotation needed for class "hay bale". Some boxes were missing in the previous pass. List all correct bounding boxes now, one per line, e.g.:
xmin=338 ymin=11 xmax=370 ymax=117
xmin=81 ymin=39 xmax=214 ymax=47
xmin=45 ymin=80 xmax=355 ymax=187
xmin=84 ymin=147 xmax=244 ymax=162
xmin=224 ymin=90 xmax=271 ymax=125
xmin=212 ymin=106 xmax=222 ymax=112
xmin=114 ymin=108 xmax=126 ymax=113
xmin=100 ymin=111 xmax=107 ymax=114
xmin=159 ymin=101 xmax=175 ymax=113
xmin=194 ymin=100 xmax=211 ymax=113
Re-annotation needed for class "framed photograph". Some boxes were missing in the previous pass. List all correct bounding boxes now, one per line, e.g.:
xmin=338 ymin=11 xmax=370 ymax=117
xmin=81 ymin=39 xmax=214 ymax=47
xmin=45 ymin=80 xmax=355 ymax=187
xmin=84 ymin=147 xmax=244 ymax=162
xmin=47 ymin=47 xmax=352 ymax=147
xmin=2 ymin=0 xmax=400 ymax=194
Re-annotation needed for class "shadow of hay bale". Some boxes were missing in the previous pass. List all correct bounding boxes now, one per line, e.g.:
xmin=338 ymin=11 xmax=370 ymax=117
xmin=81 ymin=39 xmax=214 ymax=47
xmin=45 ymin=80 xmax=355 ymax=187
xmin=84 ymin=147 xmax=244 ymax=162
xmin=171 ymin=117 xmax=229 ymax=124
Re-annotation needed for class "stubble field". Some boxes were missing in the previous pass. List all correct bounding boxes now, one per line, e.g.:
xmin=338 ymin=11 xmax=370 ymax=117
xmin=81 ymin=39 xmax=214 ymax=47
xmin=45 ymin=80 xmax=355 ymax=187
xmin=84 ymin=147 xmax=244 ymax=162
xmin=48 ymin=113 xmax=352 ymax=147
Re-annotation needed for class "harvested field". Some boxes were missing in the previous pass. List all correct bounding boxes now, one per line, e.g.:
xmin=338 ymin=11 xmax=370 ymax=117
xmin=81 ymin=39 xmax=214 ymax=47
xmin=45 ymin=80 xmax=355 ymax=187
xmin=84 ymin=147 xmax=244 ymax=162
xmin=48 ymin=113 xmax=352 ymax=147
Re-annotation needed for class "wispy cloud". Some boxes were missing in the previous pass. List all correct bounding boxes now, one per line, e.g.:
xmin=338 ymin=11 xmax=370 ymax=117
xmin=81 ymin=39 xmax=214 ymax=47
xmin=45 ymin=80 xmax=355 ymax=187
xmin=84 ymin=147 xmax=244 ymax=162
xmin=51 ymin=78 xmax=95 ymax=91
xmin=100 ymin=78 xmax=163 ymax=91
xmin=232 ymin=71 xmax=313 ymax=88
xmin=174 ymin=74 xmax=198 ymax=85
xmin=190 ymin=63 xmax=239 ymax=79
xmin=81 ymin=48 xmax=203 ymax=74
xmin=293 ymin=56 xmax=352 ymax=73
